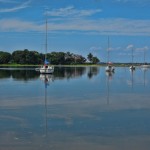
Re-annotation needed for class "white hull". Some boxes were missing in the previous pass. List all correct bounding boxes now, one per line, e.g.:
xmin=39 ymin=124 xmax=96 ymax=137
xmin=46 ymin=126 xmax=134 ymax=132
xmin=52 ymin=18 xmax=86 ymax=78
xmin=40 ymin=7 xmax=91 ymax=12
xmin=36 ymin=65 xmax=54 ymax=74
xmin=40 ymin=69 xmax=54 ymax=74
xmin=141 ymin=65 xmax=150 ymax=68
xmin=40 ymin=66 xmax=54 ymax=74
xmin=105 ymin=66 xmax=115 ymax=72
xmin=129 ymin=65 xmax=136 ymax=70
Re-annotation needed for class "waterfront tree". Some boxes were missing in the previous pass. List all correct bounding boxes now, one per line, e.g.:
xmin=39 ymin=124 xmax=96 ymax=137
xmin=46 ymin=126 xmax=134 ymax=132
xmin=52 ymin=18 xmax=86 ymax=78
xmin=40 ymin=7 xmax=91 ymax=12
xmin=0 ymin=51 xmax=11 ymax=64
xmin=87 ymin=53 xmax=93 ymax=63
xmin=92 ymin=56 xmax=100 ymax=64
xmin=0 ymin=50 xmax=99 ymax=65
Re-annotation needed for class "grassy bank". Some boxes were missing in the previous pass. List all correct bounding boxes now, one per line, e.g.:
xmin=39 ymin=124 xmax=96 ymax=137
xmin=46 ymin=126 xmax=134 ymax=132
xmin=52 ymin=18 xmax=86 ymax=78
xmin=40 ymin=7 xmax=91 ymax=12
xmin=0 ymin=63 xmax=147 ymax=67
xmin=0 ymin=64 xmax=40 ymax=67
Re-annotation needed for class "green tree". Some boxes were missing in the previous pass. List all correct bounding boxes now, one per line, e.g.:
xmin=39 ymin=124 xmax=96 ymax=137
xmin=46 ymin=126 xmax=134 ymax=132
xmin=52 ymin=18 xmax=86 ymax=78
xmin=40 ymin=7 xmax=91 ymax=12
xmin=64 ymin=52 xmax=74 ymax=65
xmin=26 ymin=51 xmax=42 ymax=64
xmin=2 ymin=49 xmax=93 ymax=65
xmin=0 ymin=51 xmax=11 ymax=64
xmin=12 ymin=49 xmax=42 ymax=64
xmin=87 ymin=53 xmax=93 ymax=62
xmin=92 ymin=57 xmax=100 ymax=64
xmin=12 ymin=50 xmax=25 ymax=64
xmin=72 ymin=54 xmax=86 ymax=64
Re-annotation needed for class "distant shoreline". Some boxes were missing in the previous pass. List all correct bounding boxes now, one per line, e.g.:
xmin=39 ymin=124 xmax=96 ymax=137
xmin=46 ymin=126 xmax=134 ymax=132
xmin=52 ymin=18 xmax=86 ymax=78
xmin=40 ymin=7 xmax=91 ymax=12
xmin=0 ymin=63 xmax=149 ymax=67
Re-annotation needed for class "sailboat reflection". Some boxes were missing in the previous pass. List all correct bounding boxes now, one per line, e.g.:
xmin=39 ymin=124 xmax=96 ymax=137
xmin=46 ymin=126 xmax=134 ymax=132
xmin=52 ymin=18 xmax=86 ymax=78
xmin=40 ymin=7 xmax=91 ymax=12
xmin=130 ymin=69 xmax=135 ymax=90
xmin=105 ymin=70 xmax=114 ymax=80
xmin=40 ymin=74 xmax=54 ymax=84
xmin=106 ymin=70 xmax=114 ymax=105
xmin=141 ymin=67 xmax=148 ymax=86
xmin=40 ymin=74 xmax=54 ymax=137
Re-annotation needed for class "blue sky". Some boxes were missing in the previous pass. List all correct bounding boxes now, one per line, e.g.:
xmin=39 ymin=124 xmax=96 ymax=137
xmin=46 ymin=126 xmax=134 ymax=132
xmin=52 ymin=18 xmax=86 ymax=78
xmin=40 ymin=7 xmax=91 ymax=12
xmin=0 ymin=0 xmax=150 ymax=62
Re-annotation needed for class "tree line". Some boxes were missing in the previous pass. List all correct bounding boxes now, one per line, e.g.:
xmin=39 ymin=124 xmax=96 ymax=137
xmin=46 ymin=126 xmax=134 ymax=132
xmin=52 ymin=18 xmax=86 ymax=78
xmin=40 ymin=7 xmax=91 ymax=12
xmin=0 ymin=49 xmax=100 ymax=65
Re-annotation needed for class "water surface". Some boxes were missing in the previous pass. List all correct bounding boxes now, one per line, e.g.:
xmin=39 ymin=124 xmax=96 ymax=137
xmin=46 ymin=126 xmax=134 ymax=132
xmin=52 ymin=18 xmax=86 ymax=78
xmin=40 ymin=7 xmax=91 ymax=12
xmin=0 ymin=66 xmax=150 ymax=150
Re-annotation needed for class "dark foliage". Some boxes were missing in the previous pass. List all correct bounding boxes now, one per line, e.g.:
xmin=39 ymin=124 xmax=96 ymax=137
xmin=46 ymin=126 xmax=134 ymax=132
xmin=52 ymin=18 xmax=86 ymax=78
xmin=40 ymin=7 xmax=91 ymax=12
xmin=0 ymin=51 xmax=11 ymax=64
xmin=0 ymin=49 xmax=100 ymax=65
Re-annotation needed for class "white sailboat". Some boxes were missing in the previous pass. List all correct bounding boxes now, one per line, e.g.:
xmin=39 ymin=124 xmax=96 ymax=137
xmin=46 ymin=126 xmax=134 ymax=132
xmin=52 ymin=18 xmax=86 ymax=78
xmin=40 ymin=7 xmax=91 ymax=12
xmin=141 ymin=48 xmax=150 ymax=68
xmin=129 ymin=47 xmax=135 ymax=70
xmin=36 ymin=15 xmax=54 ymax=74
xmin=105 ymin=36 xmax=115 ymax=72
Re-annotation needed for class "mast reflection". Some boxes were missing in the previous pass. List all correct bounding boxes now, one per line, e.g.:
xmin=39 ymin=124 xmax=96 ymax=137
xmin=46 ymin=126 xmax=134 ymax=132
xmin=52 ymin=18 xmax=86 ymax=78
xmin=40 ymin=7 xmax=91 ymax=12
xmin=40 ymin=74 xmax=54 ymax=137
xmin=141 ymin=67 xmax=148 ymax=87
xmin=105 ymin=71 xmax=114 ymax=105
xmin=130 ymin=69 xmax=135 ymax=90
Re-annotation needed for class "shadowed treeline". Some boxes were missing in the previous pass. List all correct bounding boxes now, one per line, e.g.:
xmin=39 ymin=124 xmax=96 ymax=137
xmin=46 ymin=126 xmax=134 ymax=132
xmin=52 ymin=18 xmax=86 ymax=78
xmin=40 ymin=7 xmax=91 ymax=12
xmin=0 ymin=50 xmax=100 ymax=65
xmin=0 ymin=67 xmax=100 ymax=81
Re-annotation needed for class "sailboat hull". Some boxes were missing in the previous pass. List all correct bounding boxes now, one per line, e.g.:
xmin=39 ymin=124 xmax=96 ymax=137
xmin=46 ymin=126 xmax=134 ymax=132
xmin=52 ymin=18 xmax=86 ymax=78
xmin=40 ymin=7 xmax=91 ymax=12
xmin=141 ymin=65 xmax=150 ymax=68
xmin=105 ymin=65 xmax=115 ymax=72
xmin=39 ymin=65 xmax=54 ymax=74
xmin=129 ymin=65 xmax=136 ymax=70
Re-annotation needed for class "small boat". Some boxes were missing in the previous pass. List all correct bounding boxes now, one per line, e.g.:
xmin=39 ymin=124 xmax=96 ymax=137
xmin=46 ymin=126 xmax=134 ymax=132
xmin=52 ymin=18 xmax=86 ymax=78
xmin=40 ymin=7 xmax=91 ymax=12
xmin=129 ymin=65 xmax=136 ymax=70
xmin=140 ymin=48 xmax=150 ymax=69
xmin=129 ymin=47 xmax=136 ymax=71
xmin=105 ymin=65 xmax=115 ymax=72
xmin=105 ymin=62 xmax=115 ymax=72
xmin=105 ymin=36 xmax=115 ymax=72
xmin=36 ymin=14 xmax=54 ymax=74
xmin=105 ymin=70 xmax=114 ymax=77
xmin=141 ymin=63 xmax=150 ymax=68
xmin=39 ymin=64 xmax=54 ymax=74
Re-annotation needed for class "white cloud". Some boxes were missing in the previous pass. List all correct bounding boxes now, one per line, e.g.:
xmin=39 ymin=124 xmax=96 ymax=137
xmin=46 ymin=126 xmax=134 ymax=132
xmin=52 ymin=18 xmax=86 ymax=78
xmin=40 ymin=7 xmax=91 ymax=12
xmin=46 ymin=18 xmax=150 ymax=36
xmin=0 ymin=0 xmax=31 ymax=13
xmin=106 ymin=46 xmax=121 ymax=51
xmin=111 ymin=47 xmax=121 ymax=51
xmin=115 ymin=0 xmax=127 ymax=2
xmin=1 ymin=17 xmax=150 ymax=37
xmin=118 ymin=52 xmax=130 ymax=56
xmin=0 ymin=19 xmax=43 ymax=32
xmin=114 ymin=0 xmax=150 ymax=4
xmin=116 ymin=47 xmax=122 ymax=50
xmin=89 ymin=46 xmax=102 ymax=51
xmin=136 ymin=46 xmax=149 ymax=51
xmin=126 ymin=44 xmax=134 ymax=50
xmin=0 ymin=0 xmax=15 ymax=3
xmin=125 ymin=45 xmax=149 ymax=54
xmin=46 ymin=6 xmax=102 ymax=17
xmin=0 ymin=4 xmax=150 ymax=36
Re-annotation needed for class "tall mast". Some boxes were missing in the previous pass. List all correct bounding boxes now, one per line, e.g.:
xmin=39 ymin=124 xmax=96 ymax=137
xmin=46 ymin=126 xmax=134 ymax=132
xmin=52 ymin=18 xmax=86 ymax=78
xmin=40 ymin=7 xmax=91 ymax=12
xmin=132 ymin=47 xmax=133 ymax=64
xmin=45 ymin=13 xmax=48 ymax=61
xmin=144 ymin=48 xmax=146 ymax=64
xmin=107 ymin=36 xmax=110 ymax=63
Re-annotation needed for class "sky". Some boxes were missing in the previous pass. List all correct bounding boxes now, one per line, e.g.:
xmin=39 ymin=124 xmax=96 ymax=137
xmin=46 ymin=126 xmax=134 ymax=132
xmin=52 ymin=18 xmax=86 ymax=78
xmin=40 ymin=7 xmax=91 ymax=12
xmin=0 ymin=0 xmax=150 ymax=63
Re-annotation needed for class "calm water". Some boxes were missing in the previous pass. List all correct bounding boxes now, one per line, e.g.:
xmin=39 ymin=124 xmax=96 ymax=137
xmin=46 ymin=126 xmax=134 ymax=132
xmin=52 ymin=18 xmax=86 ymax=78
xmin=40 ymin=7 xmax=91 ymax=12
xmin=0 ymin=66 xmax=150 ymax=150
